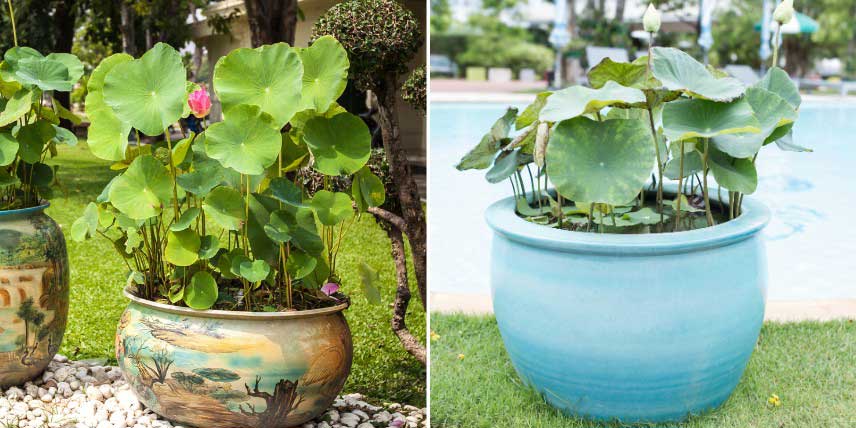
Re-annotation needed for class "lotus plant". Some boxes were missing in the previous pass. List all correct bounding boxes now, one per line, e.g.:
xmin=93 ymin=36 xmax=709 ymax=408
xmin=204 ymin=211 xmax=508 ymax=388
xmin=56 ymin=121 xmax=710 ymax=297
xmin=73 ymin=37 xmax=385 ymax=311
xmin=458 ymin=3 xmax=807 ymax=233
xmin=0 ymin=1 xmax=83 ymax=210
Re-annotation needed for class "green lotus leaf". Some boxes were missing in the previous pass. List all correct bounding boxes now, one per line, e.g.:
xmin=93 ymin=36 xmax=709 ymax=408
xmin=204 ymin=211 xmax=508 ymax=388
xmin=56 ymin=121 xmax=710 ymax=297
xmin=662 ymin=98 xmax=760 ymax=142
xmin=287 ymin=249 xmax=317 ymax=280
xmin=170 ymin=207 xmax=200 ymax=231
xmin=485 ymin=149 xmax=522 ymax=184
xmin=17 ymin=120 xmax=56 ymax=163
xmin=354 ymin=167 xmax=385 ymax=207
xmin=103 ymin=43 xmax=187 ymax=136
xmin=456 ymin=108 xmax=517 ymax=171
xmin=278 ymin=207 xmax=323 ymax=255
xmin=176 ymin=155 xmax=227 ymax=196
xmin=108 ymin=155 xmax=172 ymax=219
xmin=664 ymin=147 xmax=703 ymax=179
xmin=774 ymin=129 xmax=811 ymax=152
xmin=358 ymin=262 xmax=382 ymax=305
xmin=0 ymin=171 xmax=20 ymax=187
xmin=171 ymin=135 xmax=194 ymax=165
xmin=246 ymin=193 xmax=280 ymax=265
xmin=198 ymin=235 xmax=220 ymax=260
xmin=71 ymin=202 xmax=99 ymax=242
xmin=671 ymin=195 xmax=705 ymax=212
xmin=651 ymin=47 xmax=746 ymax=101
xmin=546 ymin=117 xmax=654 ymax=205
xmin=204 ymin=104 xmax=281 ymax=175
xmin=52 ymin=98 xmax=83 ymax=125
xmin=310 ymin=190 xmax=353 ymax=226
xmin=712 ymin=87 xmax=797 ymax=158
xmin=213 ymin=43 xmax=303 ymax=127
xmin=202 ymin=186 xmax=245 ymax=230
xmin=587 ymin=57 xmax=658 ymax=89
xmin=539 ymin=81 xmax=645 ymax=123
xmin=22 ymin=162 xmax=53 ymax=187
xmin=299 ymin=35 xmax=349 ymax=113
xmin=281 ymin=131 xmax=310 ymax=172
xmin=302 ymin=112 xmax=371 ymax=176
xmin=13 ymin=57 xmax=71 ymax=91
xmin=52 ymin=125 xmax=78 ymax=146
xmin=268 ymin=177 xmax=305 ymax=207
xmin=165 ymin=229 xmax=201 ymax=266
xmin=0 ymin=88 xmax=33 ymax=127
xmin=624 ymin=207 xmax=669 ymax=225
xmin=516 ymin=92 xmax=551 ymax=130
xmin=0 ymin=131 xmax=19 ymax=166
xmin=264 ymin=210 xmax=293 ymax=243
xmin=756 ymin=67 xmax=801 ymax=109
xmin=185 ymin=271 xmax=218 ymax=310
xmin=86 ymin=105 xmax=131 ymax=161
xmin=230 ymin=255 xmax=270 ymax=283
xmin=708 ymin=146 xmax=757 ymax=194
xmin=3 ymin=47 xmax=41 ymax=65
xmin=45 ymin=53 xmax=84 ymax=86
xmin=88 ymin=53 xmax=134 ymax=93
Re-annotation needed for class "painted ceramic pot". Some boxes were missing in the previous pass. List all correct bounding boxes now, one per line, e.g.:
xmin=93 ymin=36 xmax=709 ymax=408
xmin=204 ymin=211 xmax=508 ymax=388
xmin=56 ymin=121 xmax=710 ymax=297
xmin=485 ymin=189 xmax=770 ymax=424
xmin=0 ymin=204 xmax=70 ymax=389
xmin=116 ymin=286 xmax=353 ymax=428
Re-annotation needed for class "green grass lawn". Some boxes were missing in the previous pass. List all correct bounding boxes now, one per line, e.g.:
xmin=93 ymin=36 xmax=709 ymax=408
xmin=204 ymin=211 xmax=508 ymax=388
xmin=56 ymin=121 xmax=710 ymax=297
xmin=431 ymin=314 xmax=856 ymax=427
xmin=44 ymin=143 xmax=426 ymax=405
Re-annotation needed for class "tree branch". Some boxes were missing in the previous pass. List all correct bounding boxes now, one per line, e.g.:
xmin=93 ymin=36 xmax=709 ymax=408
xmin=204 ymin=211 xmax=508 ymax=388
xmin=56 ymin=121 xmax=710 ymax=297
xmin=383 ymin=220 xmax=426 ymax=365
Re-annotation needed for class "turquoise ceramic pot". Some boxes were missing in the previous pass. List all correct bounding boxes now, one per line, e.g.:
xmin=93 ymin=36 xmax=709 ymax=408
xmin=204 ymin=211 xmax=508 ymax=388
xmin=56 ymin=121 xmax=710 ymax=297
xmin=485 ymin=190 xmax=770 ymax=424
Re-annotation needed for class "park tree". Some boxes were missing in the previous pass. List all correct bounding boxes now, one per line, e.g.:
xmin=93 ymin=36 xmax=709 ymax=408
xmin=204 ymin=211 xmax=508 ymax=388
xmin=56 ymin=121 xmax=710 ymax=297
xmin=314 ymin=0 xmax=426 ymax=364
xmin=243 ymin=0 xmax=299 ymax=46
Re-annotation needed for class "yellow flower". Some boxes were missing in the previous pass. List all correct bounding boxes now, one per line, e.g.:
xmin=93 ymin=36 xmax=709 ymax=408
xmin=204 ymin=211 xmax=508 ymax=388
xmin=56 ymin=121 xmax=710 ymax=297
xmin=767 ymin=394 xmax=782 ymax=407
xmin=457 ymin=353 xmax=465 ymax=360
xmin=430 ymin=331 xmax=440 ymax=341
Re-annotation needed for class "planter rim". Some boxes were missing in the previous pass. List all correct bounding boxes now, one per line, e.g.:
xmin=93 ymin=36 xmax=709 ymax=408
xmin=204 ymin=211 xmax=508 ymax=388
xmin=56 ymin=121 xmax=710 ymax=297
xmin=485 ymin=185 xmax=770 ymax=255
xmin=0 ymin=203 xmax=50 ymax=217
xmin=123 ymin=285 xmax=349 ymax=320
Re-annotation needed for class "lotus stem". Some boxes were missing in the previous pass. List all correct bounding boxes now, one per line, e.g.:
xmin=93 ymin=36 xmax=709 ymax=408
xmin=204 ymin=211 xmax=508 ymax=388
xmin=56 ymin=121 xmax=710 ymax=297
xmin=646 ymin=103 xmax=664 ymax=228
xmin=702 ymin=139 xmax=714 ymax=227
xmin=6 ymin=0 xmax=17 ymax=47
xmin=772 ymin=26 xmax=781 ymax=69
xmin=164 ymin=131 xmax=181 ymax=220
xmin=674 ymin=141 xmax=686 ymax=231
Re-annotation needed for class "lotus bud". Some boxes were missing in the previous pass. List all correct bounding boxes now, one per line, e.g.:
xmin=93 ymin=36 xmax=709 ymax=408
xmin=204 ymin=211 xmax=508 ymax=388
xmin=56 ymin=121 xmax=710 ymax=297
xmin=643 ymin=4 xmax=661 ymax=33
xmin=321 ymin=282 xmax=340 ymax=296
xmin=773 ymin=0 xmax=794 ymax=25
xmin=188 ymin=86 xmax=212 ymax=118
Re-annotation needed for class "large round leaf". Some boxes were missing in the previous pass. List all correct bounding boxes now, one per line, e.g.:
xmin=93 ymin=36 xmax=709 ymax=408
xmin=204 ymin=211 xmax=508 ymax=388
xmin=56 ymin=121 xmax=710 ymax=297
xmin=540 ymin=81 xmax=645 ymax=123
xmin=651 ymin=47 xmax=745 ymax=102
xmin=204 ymin=104 xmax=281 ymax=175
xmin=13 ymin=57 xmax=71 ymax=91
xmin=456 ymin=108 xmax=517 ymax=171
xmin=88 ymin=53 xmax=134 ymax=93
xmin=46 ymin=53 xmax=84 ymax=86
xmin=264 ymin=210 xmax=293 ymax=243
xmin=310 ymin=190 xmax=353 ymax=225
xmin=108 ymin=155 xmax=173 ymax=219
xmin=103 ymin=43 xmax=187 ymax=136
xmin=213 ymin=43 xmax=303 ymax=128
xmin=0 ymin=88 xmax=33 ymax=127
xmin=230 ymin=255 xmax=270 ymax=283
xmin=712 ymin=87 xmax=797 ymax=158
xmin=303 ymin=112 xmax=371 ymax=176
xmin=587 ymin=57 xmax=657 ymax=90
xmin=176 ymin=155 xmax=228 ymax=196
xmin=165 ymin=229 xmax=201 ymax=266
xmin=202 ymin=186 xmax=245 ymax=231
xmin=0 ymin=132 xmax=19 ymax=166
xmin=17 ymin=120 xmax=55 ymax=163
xmin=546 ymin=117 xmax=654 ymax=205
xmin=185 ymin=271 xmax=218 ymax=310
xmin=298 ymin=36 xmax=349 ymax=112
xmin=662 ymin=98 xmax=760 ymax=142
xmin=354 ymin=167 xmax=385 ymax=207
xmin=287 ymin=250 xmax=317 ymax=280
xmin=756 ymin=67 xmax=801 ymax=109
xmin=85 ymin=105 xmax=131 ymax=161
xmin=709 ymin=146 xmax=758 ymax=194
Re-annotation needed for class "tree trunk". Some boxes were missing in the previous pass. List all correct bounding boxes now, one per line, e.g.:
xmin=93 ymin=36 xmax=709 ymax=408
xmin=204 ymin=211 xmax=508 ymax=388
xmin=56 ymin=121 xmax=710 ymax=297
xmin=243 ymin=0 xmax=298 ymax=47
xmin=51 ymin=0 xmax=76 ymax=130
xmin=384 ymin=220 xmax=426 ymax=364
xmin=615 ymin=0 xmax=626 ymax=23
xmin=120 ymin=1 xmax=137 ymax=56
xmin=373 ymin=75 xmax=427 ymax=309
xmin=567 ymin=0 xmax=578 ymax=37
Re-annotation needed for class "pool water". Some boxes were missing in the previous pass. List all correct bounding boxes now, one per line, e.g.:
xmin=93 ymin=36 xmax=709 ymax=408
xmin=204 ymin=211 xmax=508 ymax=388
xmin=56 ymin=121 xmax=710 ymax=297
xmin=429 ymin=101 xmax=856 ymax=301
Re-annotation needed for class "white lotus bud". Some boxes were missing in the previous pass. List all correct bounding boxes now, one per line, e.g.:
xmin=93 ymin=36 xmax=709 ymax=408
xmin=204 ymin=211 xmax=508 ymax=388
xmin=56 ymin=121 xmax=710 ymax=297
xmin=773 ymin=0 xmax=794 ymax=25
xmin=643 ymin=4 xmax=661 ymax=33
xmin=534 ymin=122 xmax=549 ymax=168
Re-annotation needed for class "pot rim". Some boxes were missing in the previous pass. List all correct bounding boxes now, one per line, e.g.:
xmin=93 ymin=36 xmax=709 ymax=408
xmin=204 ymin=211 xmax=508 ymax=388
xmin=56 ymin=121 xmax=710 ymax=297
xmin=0 ymin=203 xmax=50 ymax=217
xmin=123 ymin=285 xmax=349 ymax=320
xmin=485 ymin=184 xmax=771 ymax=255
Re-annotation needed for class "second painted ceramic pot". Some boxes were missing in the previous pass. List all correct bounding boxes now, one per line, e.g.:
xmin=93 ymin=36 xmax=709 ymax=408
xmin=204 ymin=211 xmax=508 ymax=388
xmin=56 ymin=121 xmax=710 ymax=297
xmin=116 ymin=286 xmax=353 ymax=428
xmin=0 ymin=204 xmax=70 ymax=389
xmin=485 ymin=189 xmax=770 ymax=424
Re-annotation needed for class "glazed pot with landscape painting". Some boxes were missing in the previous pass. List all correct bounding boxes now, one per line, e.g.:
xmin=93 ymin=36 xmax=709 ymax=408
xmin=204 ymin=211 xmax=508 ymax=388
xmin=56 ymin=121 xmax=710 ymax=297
xmin=116 ymin=286 xmax=353 ymax=428
xmin=0 ymin=205 xmax=69 ymax=388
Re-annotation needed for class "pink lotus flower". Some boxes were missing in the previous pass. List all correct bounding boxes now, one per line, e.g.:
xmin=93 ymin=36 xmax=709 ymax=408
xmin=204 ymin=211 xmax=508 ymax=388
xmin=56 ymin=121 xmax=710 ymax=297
xmin=188 ymin=86 xmax=211 ymax=118
xmin=321 ymin=282 xmax=340 ymax=296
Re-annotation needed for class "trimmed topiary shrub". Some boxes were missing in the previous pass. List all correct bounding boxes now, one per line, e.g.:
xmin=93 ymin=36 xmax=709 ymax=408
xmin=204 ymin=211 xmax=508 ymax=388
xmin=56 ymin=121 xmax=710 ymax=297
xmin=401 ymin=66 xmax=425 ymax=113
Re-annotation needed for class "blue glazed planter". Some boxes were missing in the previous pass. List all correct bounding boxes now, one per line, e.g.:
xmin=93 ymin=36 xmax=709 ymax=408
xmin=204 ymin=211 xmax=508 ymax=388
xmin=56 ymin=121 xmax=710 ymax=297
xmin=485 ymin=190 xmax=770 ymax=424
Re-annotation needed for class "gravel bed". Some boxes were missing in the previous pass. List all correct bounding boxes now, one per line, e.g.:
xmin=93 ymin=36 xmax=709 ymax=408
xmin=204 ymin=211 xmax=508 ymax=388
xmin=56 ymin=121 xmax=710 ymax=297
xmin=0 ymin=355 xmax=427 ymax=428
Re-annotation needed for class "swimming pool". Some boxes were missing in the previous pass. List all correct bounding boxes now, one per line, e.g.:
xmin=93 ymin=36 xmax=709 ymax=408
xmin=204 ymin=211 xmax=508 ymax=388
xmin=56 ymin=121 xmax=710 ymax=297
xmin=429 ymin=100 xmax=856 ymax=301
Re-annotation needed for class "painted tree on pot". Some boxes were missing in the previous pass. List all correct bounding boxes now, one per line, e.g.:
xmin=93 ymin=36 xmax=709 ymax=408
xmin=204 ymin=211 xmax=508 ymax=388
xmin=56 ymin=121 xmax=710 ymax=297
xmin=457 ymin=2 xmax=807 ymax=234
xmin=313 ymin=0 xmax=427 ymax=363
xmin=72 ymin=36 xmax=385 ymax=312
